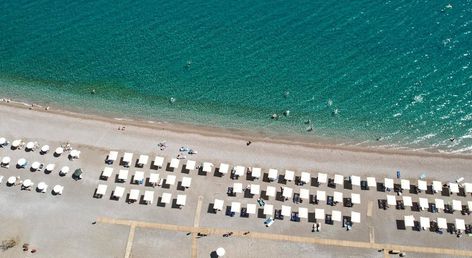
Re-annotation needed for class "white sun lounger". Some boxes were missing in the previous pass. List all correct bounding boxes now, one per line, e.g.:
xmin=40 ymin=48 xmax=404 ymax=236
xmin=281 ymin=205 xmax=291 ymax=217
xmin=318 ymin=173 xmax=327 ymax=184
xmin=176 ymin=194 xmax=186 ymax=207
xmin=118 ymin=170 xmax=129 ymax=182
xmin=129 ymin=189 xmax=140 ymax=202
xmin=268 ymin=169 xmax=278 ymax=181
xmin=300 ymin=172 xmax=311 ymax=184
xmin=137 ymin=155 xmax=149 ymax=167
xmin=218 ymin=163 xmax=229 ymax=174
xmin=263 ymin=204 xmax=274 ymax=215
xmin=101 ymin=167 xmax=113 ymax=179
xmin=214 ymin=199 xmax=224 ymax=211
xmin=153 ymin=156 xmax=164 ymax=168
xmin=266 ymin=186 xmax=276 ymax=197
xmin=161 ymin=193 xmax=172 ymax=204
xmin=250 ymin=184 xmax=260 ymax=195
xmin=251 ymin=167 xmax=261 ymax=179
xmin=185 ymin=160 xmax=196 ymax=171
xmin=284 ymin=170 xmax=295 ymax=181
xmin=181 ymin=177 xmax=192 ymax=188
xmin=144 ymin=191 xmax=154 ymax=204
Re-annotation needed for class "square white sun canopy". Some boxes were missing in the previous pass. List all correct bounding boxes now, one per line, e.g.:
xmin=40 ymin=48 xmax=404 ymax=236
xmin=246 ymin=204 xmax=257 ymax=214
xmin=251 ymin=167 xmax=261 ymax=179
xmin=96 ymin=184 xmax=107 ymax=195
xmin=263 ymin=204 xmax=274 ymax=215
xmin=284 ymin=170 xmax=295 ymax=181
xmin=113 ymin=186 xmax=125 ymax=198
xmin=161 ymin=193 xmax=172 ymax=204
xmin=452 ymin=200 xmax=462 ymax=211
xmin=404 ymin=215 xmax=415 ymax=227
xmin=219 ymin=163 xmax=229 ymax=174
xmin=281 ymin=205 xmax=291 ymax=217
xmin=123 ymin=152 xmax=133 ymax=164
xmin=437 ymin=218 xmax=447 ymax=229
xmin=154 ymin=156 xmax=164 ymax=167
xmin=102 ymin=167 xmax=113 ymax=178
xmin=403 ymin=196 xmax=413 ymax=206
xmin=134 ymin=171 xmax=145 ymax=183
xmin=202 ymin=162 xmax=213 ymax=172
xmin=233 ymin=182 xmax=243 ymax=193
xmin=419 ymin=198 xmax=429 ymax=210
xmin=129 ymin=189 xmax=140 ymax=201
xmin=433 ymin=181 xmax=442 ymax=192
xmin=266 ymin=186 xmax=276 ymax=197
xmin=316 ymin=190 xmax=326 ymax=201
xmin=367 ymin=177 xmax=376 ymax=187
xmin=144 ymin=191 xmax=154 ymax=204
xmin=332 ymin=210 xmax=342 ymax=222
xmin=231 ymin=202 xmax=241 ymax=213
xmin=137 ymin=155 xmax=149 ymax=166
xmin=351 ymin=193 xmax=361 ymax=204
xmin=401 ymin=179 xmax=410 ymax=190
xmin=170 ymin=158 xmax=180 ymax=169
xmin=186 ymin=160 xmax=196 ymax=170
xmin=282 ymin=187 xmax=293 ymax=198
xmin=449 ymin=183 xmax=459 ymax=193
xmin=417 ymin=180 xmax=427 ymax=191
xmin=387 ymin=195 xmax=396 ymax=206
xmin=456 ymin=219 xmax=466 ymax=230
xmin=118 ymin=170 xmax=129 ymax=181
xmin=464 ymin=183 xmax=472 ymax=193
xmin=166 ymin=175 xmax=176 ymax=185
xmin=435 ymin=198 xmax=445 ymax=210
xmin=176 ymin=194 xmax=186 ymax=206
xmin=318 ymin=173 xmax=327 ymax=184
xmin=149 ymin=173 xmax=159 ymax=184
xmin=181 ymin=177 xmax=192 ymax=188
xmin=214 ymin=199 xmax=224 ymax=210
xmin=468 ymin=201 xmax=472 ymax=211
xmin=300 ymin=189 xmax=310 ymax=200
xmin=334 ymin=174 xmax=344 ymax=185
xmin=333 ymin=191 xmax=343 ymax=203
xmin=234 ymin=166 xmax=245 ymax=176
xmin=268 ymin=169 xmax=278 ymax=181
xmin=300 ymin=172 xmax=311 ymax=184
xmin=299 ymin=207 xmax=308 ymax=219
xmin=420 ymin=217 xmax=430 ymax=229
xmin=250 ymin=184 xmax=260 ymax=195
xmin=351 ymin=211 xmax=361 ymax=223
xmin=384 ymin=178 xmax=394 ymax=189
xmin=315 ymin=208 xmax=325 ymax=220
xmin=107 ymin=151 xmax=118 ymax=162
xmin=351 ymin=175 xmax=361 ymax=186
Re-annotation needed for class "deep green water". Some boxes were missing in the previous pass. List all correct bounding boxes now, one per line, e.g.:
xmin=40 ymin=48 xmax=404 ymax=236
xmin=0 ymin=0 xmax=471 ymax=153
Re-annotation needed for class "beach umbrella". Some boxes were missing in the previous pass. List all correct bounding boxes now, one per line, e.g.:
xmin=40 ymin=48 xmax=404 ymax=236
xmin=2 ymin=156 xmax=11 ymax=165
xmin=216 ymin=247 xmax=226 ymax=257
xmin=31 ymin=162 xmax=41 ymax=171
xmin=40 ymin=145 xmax=49 ymax=153
xmin=26 ymin=142 xmax=35 ymax=150
xmin=55 ymin=147 xmax=64 ymax=155
xmin=0 ymin=137 xmax=6 ymax=145
xmin=17 ymin=158 xmax=27 ymax=167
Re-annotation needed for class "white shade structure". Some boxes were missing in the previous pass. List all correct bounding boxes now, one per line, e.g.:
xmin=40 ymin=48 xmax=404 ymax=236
xmin=318 ymin=173 xmax=327 ymax=184
xmin=149 ymin=173 xmax=159 ymax=186
xmin=468 ymin=201 xmax=472 ymax=211
xmin=403 ymin=196 xmax=413 ymax=207
xmin=41 ymin=145 xmax=50 ymax=153
xmin=96 ymin=184 xmax=107 ymax=197
xmin=387 ymin=195 xmax=396 ymax=206
xmin=144 ymin=191 xmax=155 ymax=204
xmin=26 ymin=142 xmax=35 ymax=150
xmin=282 ymin=187 xmax=293 ymax=199
xmin=133 ymin=171 xmax=145 ymax=184
xmin=101 ymin=167 xmax=113 ymax=179
xmin=129 ymin=189 xmax=140 ymax=202
xmin=455 ymin=219 xmax=466 ymax=230
xmin=53 ymin=185 xmax=64 ymax=195
xmin=233 ymin=182 xmax=243 ymax=193
xmin=181 ymin=177 xmax=192 ymax=188
xmin=106 ymin=151 xmax=118 ymax=163
xmin=1 ymin=156 xmax=11 ymax=165
xmin=334 ymin=174 xmax=344 ymax=185
xmin=214 ymin=199 xmax=224 ymax=211
xmin=122 ymin=152 xmax=133 ymax=165
xmin=118 ymin=170 xmax=129 ymax=182
xmin=263 ymin=204 xmax=274 ymax=215
xmin=332 ymin=210 xmax=342 ymax=222
xmin=452 ymin=200 xmax=462 ymax=211
xmin=333 ymin=191 xmax=343 ymax=203
xmin=384 ymin=178 xmax=394 ymax=189
xmin=22 ymin=179 xmax=33 ymax=188
xmin=266 ymin=186 xmax=276 ymax=197
xmin=161 ymin=193 xmax=172 ymax=204
xmin=153 ymin=156 xmax=164 ymax=168
xmin=367 ymin=177 xmax=376 ymax=187
xmin=417 ymin=180 xmax=427 ymax=191
xmin=300 ymin=172 xmax=311 ymax=184
xmin=12 ymin=139 xmax=22 ymax=148
xmin=449 ymin=183 xmax=459 ymax=193
xmin=233 ymin=166 xmax=245 ymax=176
xmin=137 ymin=155 xmax=149 ymax=167
xmin=46 ymin=163 xmax=55 ymax=171
xmin=281 ymin=205 xmax=291 ymax=217
xmin=464 ymin=183 xmax=472 ymax=193
xmin=432 ymin=181 xmax=442 ymax=193
xmin=202 ymin=162 xmax=213 ymax=173
xmin=54 ymin=147 xmax=64 ymax=155
xmin=216 ymin=247 xmax=225 ymax=257
xmin=37 ymin=182 xmax=48 ymax=193
xmin=246 ymin=204 xmax=257 ymax=215
xmin=17 ymin=158 xmax=27 ymax=167
xmin=420 ymin=217 xmax=430 ymax=229
xmin=231 ymin=202 xmax=241 ymax=213
xmin=315 ymin=208 xmax=325 ymax=220
xmin=69 ymin=150 xmax=80 ymax=159
xmin=284 ymin=170 xmax=295 ymax=181
xmin=166 ymin=175 xmax=176 ymax=185
xmin=437 ymin=218 xmax=447 ymax=229
xmin=316 ymin=190 xmax=326 ymax=201
xmin=300 ymin=189 xmax=310 ymax=200
xmin=351 ymin=193 xmax=361 ymax=204
xmin=60 ymin=166 xmax=70 ymax=175
xmin=435 ymin=198 xmax=445 ymax=210
xmin=185 ymin=160 xmax=196 ymax=171
xmin=299 ymin=207 xmax=308 ymax=219
xmin=250 ymin=184 xmax=260 ymax=195
xmin=419 ymin=198 xmax=429 ymax=210
xmin=170 ymin=158 xmax=180 ymax=169
xmin=218 ymin=163 xmax=229 ymax=174
xmin=7 ymin=176 xmax=16 ymax=185
xmin=351 ymin=176 xmax=361 ymax=187
xmin=251 ymin=167 xmax=261 ymax=179
xmin=351 ymin=211 xmax=361 ymax=223
xmin=176 ymin=194 xmax=186 ymax=207
xmin=401 ymin=179 xmax=410 ymax=190
xmin=404 ymin=215 xmax=415 ymax=227
xmin=268 ymin=169 xmax=278 ymax=181
xmin=0 ymin=137 xmax=6 ymax=145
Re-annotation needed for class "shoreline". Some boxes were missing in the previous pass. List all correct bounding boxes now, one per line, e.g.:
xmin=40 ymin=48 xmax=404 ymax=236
xmin=1 ymin=98 xmax=471 ymax=160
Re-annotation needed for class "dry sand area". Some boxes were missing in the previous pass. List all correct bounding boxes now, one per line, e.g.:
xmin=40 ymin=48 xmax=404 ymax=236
xmin=0 ymin=103 xmax=471 ymax=258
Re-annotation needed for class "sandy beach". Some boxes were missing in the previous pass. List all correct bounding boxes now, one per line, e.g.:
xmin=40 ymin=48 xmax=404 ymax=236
xmin=0 ymin=103 xmax=471 ymax=258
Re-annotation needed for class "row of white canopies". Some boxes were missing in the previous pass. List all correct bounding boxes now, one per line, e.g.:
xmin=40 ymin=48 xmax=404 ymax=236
xmin=101 ymin=167 xmax=192 ymax=188
xmin=381 ymin=178 xmax=471 ymax=195
xmin=0 ymin=157 xmax=70 ymax=174
xmin=212 ymin=199 xmax=361 ymax=223
xmin=403 ymin=215 xmax=466 ymax=231
xmin=386 ymin=194 xmax=472 ymax=212
xmin=0 ymin=138 xmax=80 ymax=158
xmin=0 ymin=176 xmax=64 ymax=195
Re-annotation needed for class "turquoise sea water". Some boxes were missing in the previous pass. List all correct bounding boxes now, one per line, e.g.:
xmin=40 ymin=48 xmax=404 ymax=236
xmin=0 ymin=0 xmax=471 ymax=153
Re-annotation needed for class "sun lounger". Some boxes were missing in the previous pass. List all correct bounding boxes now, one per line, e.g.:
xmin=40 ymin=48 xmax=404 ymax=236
xmin=144 ymin=191 xmax=154 ymax=204
xmin=101 ymin=167 xmax=113 ymax=179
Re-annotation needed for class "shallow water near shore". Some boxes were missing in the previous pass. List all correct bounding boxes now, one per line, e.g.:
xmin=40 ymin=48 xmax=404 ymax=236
xmin=0 ymin=0 xmax=471 ymax=153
